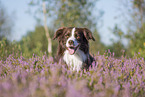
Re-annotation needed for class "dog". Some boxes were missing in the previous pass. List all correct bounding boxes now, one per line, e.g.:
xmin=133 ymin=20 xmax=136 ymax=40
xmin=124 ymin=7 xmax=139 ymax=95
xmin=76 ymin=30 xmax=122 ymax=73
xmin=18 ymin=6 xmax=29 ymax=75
xmin=53 ymin=27 xmax=95 ymax=71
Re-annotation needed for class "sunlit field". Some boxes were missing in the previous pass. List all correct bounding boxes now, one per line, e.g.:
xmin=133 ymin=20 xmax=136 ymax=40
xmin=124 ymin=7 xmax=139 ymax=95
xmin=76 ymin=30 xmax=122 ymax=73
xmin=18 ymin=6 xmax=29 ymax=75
xmin=0 ymin=52 xmax=145 ymax=97
xmin=0 ymin=0 xmax=145 ymax=97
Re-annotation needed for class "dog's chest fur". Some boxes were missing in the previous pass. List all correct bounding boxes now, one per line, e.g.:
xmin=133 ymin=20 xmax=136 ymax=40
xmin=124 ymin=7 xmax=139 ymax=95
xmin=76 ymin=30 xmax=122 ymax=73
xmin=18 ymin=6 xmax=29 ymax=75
xmin=63 ymin=49 xmax=87 ymax=71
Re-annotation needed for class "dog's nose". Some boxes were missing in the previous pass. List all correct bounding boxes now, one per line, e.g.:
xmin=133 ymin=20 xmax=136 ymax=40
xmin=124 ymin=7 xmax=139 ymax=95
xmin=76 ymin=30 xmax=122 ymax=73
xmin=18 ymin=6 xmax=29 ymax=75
xmin=68 ymin=40 xmax=74 ymax=45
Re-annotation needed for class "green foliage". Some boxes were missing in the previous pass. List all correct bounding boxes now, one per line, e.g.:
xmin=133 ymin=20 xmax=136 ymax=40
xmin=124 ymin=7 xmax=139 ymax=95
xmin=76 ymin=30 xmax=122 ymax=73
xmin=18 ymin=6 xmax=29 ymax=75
xmin=117 ymin=0 xmax=145 ymax=58
xmin=90 ymin=29 xmax=106 ymax=55
xmin=19 ymin=26 xmax=57 ymax=58
xmin=51 ymin=0 xmax=99 ymax=29
xmin=107 ymin=0 xmax=145 ymax=58
xmin=133 ymin=0 xmax=145 ymax=13
xmin=0 ymin=38 xmax=21 ymax=60
xmin=28 ymin=0 xmax=102 ymax=29
xmin=108 ymin=42 xmax=126 ymax=58
xmin=127 ymin=24 xmax=145 ymax=58
xmin=108 ymin=25 xmax=126 ymax=57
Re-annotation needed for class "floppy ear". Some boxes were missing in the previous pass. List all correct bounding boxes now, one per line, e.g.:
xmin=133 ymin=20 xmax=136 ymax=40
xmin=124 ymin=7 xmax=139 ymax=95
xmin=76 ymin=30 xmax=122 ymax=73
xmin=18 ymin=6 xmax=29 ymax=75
xmin=53 ymin=27 xmax=66 ymax=40
xmin=83 ymin=28 xmax=95 ymax=41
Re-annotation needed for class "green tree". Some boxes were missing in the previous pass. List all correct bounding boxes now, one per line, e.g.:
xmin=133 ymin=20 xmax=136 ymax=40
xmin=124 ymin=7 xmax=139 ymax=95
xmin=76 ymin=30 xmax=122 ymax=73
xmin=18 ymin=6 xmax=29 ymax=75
xmin=127 ymin=24 xmax=145 ymax=58
xmin=29 ymin=0 xmax=102 ymax=29
xmin=119 ymin=0 xmax=145 ymax=31
xmin=0 ymin=38 xmax=21 ymax=60
xmin=111 ymin=0 xmax=145 ymax=58
xmin=0 ymin=1 xmax=14 ymax=40
xmin=124 ymin=0 xmax=145 ymax=58
xmin=108 ymin=25 xmax=126 ymax=57
xmin=19 ymin=26 xmax=57 ymax=57
xmin=132 ymin=0 xmax=145 ymax=30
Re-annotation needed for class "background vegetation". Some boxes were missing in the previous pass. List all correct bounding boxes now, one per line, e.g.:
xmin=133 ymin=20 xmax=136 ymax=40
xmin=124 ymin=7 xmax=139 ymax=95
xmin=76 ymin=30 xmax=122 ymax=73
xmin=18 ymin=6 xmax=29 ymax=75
xmin=0 ymin=0 xmax=145 ymax=59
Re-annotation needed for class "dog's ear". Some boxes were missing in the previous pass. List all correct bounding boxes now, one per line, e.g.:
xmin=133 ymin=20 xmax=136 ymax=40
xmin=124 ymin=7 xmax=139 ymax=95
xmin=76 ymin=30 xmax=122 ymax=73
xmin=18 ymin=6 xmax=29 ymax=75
xmin=53 ymin=27 xmax=66 ymax=40
xmin=83 ymin=28 xmax=95 ymax=41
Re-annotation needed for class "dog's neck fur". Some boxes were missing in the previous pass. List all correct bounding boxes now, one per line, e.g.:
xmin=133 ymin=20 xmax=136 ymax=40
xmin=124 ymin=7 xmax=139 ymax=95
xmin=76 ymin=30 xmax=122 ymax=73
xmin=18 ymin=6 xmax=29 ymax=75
xmin=63 ymin=49 xmax=87 ymax=72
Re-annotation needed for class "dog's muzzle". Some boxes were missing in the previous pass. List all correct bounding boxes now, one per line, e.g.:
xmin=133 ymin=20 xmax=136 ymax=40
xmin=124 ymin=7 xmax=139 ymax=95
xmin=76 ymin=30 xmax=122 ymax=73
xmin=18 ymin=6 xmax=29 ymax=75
xmin=67 ymin=44 xmax=79 ymax=55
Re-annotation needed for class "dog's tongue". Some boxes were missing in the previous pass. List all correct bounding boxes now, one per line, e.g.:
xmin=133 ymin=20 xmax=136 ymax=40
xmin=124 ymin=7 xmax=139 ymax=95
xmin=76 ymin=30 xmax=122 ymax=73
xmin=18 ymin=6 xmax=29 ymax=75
xmin=68 ymin=48 xmax=75 ymax=55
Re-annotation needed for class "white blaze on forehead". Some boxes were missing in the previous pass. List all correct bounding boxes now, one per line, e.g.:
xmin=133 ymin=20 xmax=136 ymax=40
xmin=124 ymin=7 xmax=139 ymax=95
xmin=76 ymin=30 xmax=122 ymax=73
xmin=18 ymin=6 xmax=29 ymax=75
xmin=66 ymin=27 xmax=79 ymax=47
xmin=71 ymin=28 xmax=75 ymax=37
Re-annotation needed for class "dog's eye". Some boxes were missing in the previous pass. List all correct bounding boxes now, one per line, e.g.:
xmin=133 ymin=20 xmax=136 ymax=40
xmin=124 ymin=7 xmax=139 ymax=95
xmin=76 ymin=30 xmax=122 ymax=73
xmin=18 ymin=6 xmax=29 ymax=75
xmin=77 ymin=36 xmax=80 ymax=39
xmin=75 ymin=34 xmax=80 ymax=39
xmin=65 ymin=34 xmax=70 ymax=38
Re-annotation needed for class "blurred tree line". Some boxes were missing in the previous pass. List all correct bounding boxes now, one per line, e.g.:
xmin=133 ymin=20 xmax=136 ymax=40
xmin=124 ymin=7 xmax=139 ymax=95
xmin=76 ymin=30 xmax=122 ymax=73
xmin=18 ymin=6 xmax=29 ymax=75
xmin=0 ymin=0 xmax=145 ymax=60
xmin=110 ymin=0 xmax=145 ymax=58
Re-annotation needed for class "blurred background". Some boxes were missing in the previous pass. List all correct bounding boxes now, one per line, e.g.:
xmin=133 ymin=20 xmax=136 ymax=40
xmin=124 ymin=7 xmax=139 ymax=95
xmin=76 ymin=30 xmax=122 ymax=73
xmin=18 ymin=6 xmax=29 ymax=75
xmin=0 ymin=0 xmax=145 ymax=59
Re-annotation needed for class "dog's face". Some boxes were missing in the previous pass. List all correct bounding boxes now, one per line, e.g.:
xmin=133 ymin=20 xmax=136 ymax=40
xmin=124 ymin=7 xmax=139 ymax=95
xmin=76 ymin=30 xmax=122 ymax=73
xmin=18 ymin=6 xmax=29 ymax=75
xmin=53 ymin=27 xmax=95 ymax=55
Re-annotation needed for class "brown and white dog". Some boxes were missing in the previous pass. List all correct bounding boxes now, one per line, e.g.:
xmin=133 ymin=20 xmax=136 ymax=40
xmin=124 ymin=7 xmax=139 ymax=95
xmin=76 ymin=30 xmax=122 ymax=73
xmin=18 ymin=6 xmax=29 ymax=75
xmin=53 ymin=27 xmax=95 ymax=72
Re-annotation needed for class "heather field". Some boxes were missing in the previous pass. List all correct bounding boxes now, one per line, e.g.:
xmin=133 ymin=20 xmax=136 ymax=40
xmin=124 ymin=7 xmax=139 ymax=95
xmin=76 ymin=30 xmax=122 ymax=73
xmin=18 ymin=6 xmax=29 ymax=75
xmin=0 ymin=52 xmax=145 ymax=97
xmin=1 ymin=0 xmax=145 ymax=97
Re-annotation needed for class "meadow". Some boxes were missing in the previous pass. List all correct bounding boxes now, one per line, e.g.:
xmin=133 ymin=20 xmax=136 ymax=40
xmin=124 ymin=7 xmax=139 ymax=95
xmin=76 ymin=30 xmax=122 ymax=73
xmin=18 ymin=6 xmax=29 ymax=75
xmin=0 ymin=0 xmax=145 ymax=97
xmin=0 ymin=51 xmax=145 ymax=97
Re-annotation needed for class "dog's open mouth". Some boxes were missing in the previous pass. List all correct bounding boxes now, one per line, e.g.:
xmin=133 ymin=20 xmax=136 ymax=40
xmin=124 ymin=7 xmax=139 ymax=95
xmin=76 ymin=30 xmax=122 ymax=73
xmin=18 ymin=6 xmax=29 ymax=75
xmin=67 ymin=45 xmax=79 ymax=55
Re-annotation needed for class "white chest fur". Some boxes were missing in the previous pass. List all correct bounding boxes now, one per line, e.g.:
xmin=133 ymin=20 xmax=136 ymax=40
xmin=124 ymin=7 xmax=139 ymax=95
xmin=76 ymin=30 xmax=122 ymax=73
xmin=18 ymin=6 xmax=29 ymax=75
xmin=63 ymin=49 xmax=87 ymax=72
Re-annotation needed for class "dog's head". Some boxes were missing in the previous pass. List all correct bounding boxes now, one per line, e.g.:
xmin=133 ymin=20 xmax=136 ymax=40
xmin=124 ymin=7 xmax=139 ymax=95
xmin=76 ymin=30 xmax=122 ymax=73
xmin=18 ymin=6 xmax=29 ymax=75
xmin=53 ymin=27 xmax=95 ymax=55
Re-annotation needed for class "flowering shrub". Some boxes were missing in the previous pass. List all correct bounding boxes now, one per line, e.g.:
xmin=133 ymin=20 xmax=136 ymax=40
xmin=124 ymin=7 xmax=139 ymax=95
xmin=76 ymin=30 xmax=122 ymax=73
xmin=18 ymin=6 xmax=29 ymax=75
xmin=0 ymin=52 xmax=145 ymax=97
